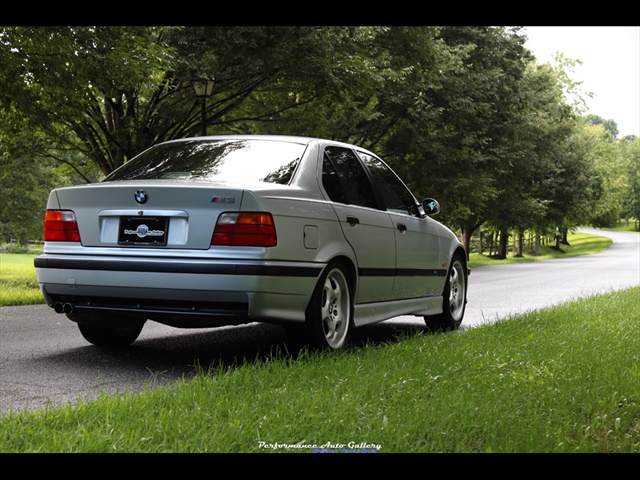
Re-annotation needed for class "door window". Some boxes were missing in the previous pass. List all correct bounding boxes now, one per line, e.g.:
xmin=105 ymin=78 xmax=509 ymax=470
xmin=322 ymin=146 xmax=378 ymax=209
xmin=357 ymin=152 xmax=419 ymax=216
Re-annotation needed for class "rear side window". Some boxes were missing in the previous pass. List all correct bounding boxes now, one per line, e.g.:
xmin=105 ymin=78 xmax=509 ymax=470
xmin=104 ymin=139 xmax=306 ymax=185
xmin=322 ymin=146 xmax=378 ymax=208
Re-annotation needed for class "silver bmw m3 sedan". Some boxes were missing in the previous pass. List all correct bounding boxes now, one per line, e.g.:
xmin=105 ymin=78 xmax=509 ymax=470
xmin=35 ymin=135 xmax=468 ymax=350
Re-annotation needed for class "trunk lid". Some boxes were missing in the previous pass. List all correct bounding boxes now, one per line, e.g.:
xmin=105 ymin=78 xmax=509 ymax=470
xmin=52 ymin=181 xmax=246 ymax=250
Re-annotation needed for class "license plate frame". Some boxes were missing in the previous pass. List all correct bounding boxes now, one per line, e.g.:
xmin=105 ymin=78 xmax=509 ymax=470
xmin=118 ymin=216 xmax=169 ymax=246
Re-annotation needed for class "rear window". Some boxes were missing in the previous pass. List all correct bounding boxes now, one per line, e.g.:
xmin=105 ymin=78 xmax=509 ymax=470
xmin=104 ymin=138 xmax=306 ymax=185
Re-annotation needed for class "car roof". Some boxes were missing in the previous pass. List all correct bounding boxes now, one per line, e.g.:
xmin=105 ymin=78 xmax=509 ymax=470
xmin=160 ymin=134 xmax=376 ymax=151
xmin=160 ymin=134 xmax=317 ymax=145
xmin=156 ymin=134 xmax=378 ymax=158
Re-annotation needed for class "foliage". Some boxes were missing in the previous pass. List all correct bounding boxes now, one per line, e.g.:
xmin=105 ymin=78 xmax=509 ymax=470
xmin=2 ymin=26 xmax=441 ymax=178
xmin=0 ymin=27 xmax=179 ymax=176
xmin=620 ymin=137 xmax=640 ymax=226
xmin=585 ymin=113 xmax=619 ymax=138
xmin=586 ymin=124 xmax=630 ymax=227
xmin=0 ymin=154 xmax=64 ymax=244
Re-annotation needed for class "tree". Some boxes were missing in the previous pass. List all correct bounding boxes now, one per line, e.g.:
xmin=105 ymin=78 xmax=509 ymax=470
xmin=478 ymin=49 xmax=601 ymax=258
xmin=202 ymin=26 xmax=453 ymax=153
xmin=584 ymin=114 xmax=619 ymax=138
xmin=621 ymin=137 xmax=640 ymax=228
xmin=507 ymin=63 xmax=591 ymax=253
xmin=379 ymin=26 xmax=535 ymax=255
xmin=0 ymin=121 xmax=66 ymax=243
xmin=1 ymin=26 xmax=178 ymax=177
xmin=586 ymin=124 xmax=628 ymax=227
xmin=2 ymin=26 xmax=442 ymax=179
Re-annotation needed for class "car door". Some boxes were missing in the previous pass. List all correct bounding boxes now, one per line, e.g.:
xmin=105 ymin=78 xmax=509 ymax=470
xmin=356 ymin=151 xmax=443 ymax=299
xmin=321 ymin=146 xmax=396 ymax=303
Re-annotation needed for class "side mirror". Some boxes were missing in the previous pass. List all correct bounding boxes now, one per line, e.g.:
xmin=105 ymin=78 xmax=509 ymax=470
xmin=422 ymin=198 xmax=440 ymax=216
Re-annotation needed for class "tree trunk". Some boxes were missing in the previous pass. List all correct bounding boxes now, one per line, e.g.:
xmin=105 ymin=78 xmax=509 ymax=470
xmin=459 ymin=228 xmax=472 ymax=259
xmin=459 ymin=220 xmax=483 ymax=259
xmin=460 ymin=219 xmax=484 ymax=260
xmin=515 ymin=232 xmax=524 ymax=257
xmin=497 ymin=230 xmax=509 ymax=259
xmin=554 ymin=233 xmax=564 ymax=252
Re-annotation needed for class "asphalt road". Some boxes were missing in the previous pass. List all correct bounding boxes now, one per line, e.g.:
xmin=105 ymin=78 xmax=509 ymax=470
xmin=1 ymin=228 xmax=638 ymax=414
xmin=457 ymin=227 xmax=639 ymax=327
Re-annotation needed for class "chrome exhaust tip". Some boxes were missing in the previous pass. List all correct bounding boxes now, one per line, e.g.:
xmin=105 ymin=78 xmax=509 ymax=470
xmin=53 ymin=303 xmax=74 ymax=314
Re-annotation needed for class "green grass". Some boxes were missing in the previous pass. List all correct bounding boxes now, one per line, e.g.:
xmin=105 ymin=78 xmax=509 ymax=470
xmin=609 ymin=219 xmax=640 ymax=233
xmin=0 ymin=253 xmax=43 ymax=306
xmin=1 ymin=287 xmax=638 ymax=453
xmin=468 ymin=231 xmax=612 ymax=268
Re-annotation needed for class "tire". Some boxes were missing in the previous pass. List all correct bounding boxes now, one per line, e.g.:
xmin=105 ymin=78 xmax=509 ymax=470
xmin=425 ymin=253 xmax=467 ymax=332
xmin=305 ymin=262 xmax=352 ymax=350
xmin=77 ymin=323 xmax=144 ymax=347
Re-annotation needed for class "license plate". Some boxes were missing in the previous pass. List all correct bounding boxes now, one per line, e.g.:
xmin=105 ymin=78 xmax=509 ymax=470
xmin=118 ymin=216 xmax=168 ymax=246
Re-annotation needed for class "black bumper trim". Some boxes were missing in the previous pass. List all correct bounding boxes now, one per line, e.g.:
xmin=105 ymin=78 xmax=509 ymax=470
xmin=35 ymin=256 xmax=323 ymax=278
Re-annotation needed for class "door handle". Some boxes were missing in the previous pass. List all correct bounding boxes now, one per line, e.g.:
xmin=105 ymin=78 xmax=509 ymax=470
xmin=397 ymin=223 xmax=407 ymax=232
xmin=346 ymin=216 xmax=360 ymax=226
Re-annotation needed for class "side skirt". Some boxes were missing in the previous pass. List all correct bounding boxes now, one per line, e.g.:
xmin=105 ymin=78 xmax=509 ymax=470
xmin=353 ymin=296 xmax=443 ymax=327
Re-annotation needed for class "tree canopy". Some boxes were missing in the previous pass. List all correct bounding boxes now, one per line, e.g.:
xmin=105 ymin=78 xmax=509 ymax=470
xmin=1 ymin=26 xmax=637 ymax=246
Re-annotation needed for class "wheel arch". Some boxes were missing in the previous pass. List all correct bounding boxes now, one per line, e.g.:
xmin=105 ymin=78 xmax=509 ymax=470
xmin=317 ymin=255 xmax=357 ymax=303
xmin=338 ymin=255 xmax=357 ymax=299
xmin=453 ymin=245 xmax=468 ymax=268
xmin=304 ymin=254 xmax=357 ymax=325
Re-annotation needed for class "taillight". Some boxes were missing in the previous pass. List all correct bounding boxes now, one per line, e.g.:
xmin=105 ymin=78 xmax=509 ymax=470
xmin=212 ymin=212 xmax=277 ymax=247
xmin=44 ymin=210 xmax=81 ymax=242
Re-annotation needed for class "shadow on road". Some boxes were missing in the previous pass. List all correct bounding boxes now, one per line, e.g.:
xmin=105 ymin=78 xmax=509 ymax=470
xmin=39 ymin=320 xmax=435 ymax=387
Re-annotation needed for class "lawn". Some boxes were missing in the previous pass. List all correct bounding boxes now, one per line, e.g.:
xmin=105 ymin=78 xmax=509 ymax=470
xmin=467 ymin=230 xmax=613 ymax=267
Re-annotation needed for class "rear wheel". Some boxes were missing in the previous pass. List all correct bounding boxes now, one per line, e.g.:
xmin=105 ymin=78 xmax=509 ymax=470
xmin=77 ymin=323 xmax=144 ymax=347
xmin=425 ymin=253 xmax=467 ymax=332
xmin=305 ymin=262 xmax=352 ymax=350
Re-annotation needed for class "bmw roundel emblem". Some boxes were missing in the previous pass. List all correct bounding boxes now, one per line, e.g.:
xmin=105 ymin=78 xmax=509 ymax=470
xmin=134 ymin=190 xmax=148 ymax=204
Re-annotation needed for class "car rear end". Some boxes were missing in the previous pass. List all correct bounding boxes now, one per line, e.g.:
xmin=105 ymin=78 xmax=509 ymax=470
xmin=34 ymin=137 xmax=328 ymax=328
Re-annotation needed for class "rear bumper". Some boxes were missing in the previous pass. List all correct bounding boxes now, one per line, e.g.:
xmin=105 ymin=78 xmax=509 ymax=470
xmin=35 ymin=253 xmax=323 ymax=326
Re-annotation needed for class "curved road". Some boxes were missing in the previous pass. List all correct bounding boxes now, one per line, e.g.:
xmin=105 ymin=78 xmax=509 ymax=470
xmin=459 ymin=228 xmax=639 ymax=328
xmin=0 ymin=228 xmax=638 ymax=413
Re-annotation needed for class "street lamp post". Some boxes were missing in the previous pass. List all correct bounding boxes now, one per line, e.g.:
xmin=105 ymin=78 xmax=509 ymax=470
xmin=192 ymin=78 xmax=215 ymax=136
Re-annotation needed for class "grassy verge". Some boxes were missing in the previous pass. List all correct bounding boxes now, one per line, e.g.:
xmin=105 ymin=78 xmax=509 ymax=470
xmin=609 ymin=219 xmax=640 ymax=233
xmin=0 ymin=253 xmax=43 ymax=306
xmin=0 ymin=286 xmax=638 ymax=452
xmin=468 ymin=230 xmax=612 ymax=268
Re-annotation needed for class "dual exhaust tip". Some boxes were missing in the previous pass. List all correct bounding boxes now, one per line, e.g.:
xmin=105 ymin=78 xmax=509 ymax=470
xmin=53 ymin=302 xmax=74 ymax=314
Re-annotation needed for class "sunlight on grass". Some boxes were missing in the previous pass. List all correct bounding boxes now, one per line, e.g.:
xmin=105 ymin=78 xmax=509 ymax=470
xmin=468 ymin=231 xmax=612 ymax=268
xmin=0 ymin=254 xmax=42 ymax=306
